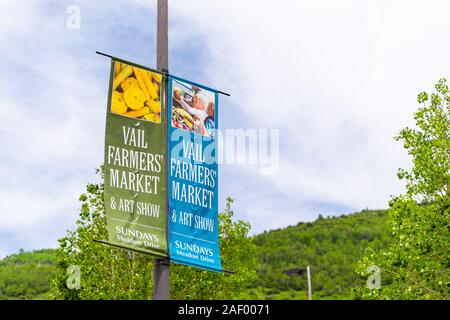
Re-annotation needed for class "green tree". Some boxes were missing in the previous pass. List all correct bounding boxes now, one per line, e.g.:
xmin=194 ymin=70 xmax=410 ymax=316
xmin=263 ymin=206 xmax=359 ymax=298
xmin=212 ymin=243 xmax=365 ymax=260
xmin=0 ymin=249 xmax=56 ymax=300
xmin=252 ymin=210 xmax=390 ymax=300
xmin=357 ymin=78 xmax=450 ymax=299
xmin=51 ymin=170 xmax=258 ymax=299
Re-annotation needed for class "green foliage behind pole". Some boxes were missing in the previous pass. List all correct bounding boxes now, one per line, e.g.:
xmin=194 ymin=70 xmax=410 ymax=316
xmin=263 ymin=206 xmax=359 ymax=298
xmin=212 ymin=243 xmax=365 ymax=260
xmin=51 ymin=169 xmax=258 ymax=300
xmin=357 ymin=79 xmax=450 ymax=300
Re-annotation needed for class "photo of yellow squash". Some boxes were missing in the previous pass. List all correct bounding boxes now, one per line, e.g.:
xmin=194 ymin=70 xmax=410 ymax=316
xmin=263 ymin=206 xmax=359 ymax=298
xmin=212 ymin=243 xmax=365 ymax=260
xmin=111 ymin=91 xmax=127 ymax=114
xmin=141 ymin=69 xmax=159 ymax=100
xmin=151 ymin=81 xmax=159 ymax=95
xmin=113 ymin=65 xmax=132 ymax=90
xmin=125 ymin=107 xmax=150 ymax=118
xmin=110 ymin=61 xmax=162 ymax=123
xmin=152 ymin=73 xmax=162 ymax=83
xmin=114 ymin=62 xmax=122 ymax=76
xmin=143 ymin=113 xmax=155 ymax=122
xmin=133 ymin=67 xmax=151 ymax=102
xmin=120 ymin=77 xmax=138 ymax=91
xmin=147 ymin=99 xmax=161 ymax=114
xmin=124 ymin=86 xmax=145 ymax=110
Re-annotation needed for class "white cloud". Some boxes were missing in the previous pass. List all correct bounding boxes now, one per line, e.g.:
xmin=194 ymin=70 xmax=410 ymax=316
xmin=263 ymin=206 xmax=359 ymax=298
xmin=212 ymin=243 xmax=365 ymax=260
xmin=0 ymin=1 xmax=106 ymax=254
xmin=1 ymin=0 xmax=450 ymax=255
xmin=167 ymin=0 xmax=449 ymax=211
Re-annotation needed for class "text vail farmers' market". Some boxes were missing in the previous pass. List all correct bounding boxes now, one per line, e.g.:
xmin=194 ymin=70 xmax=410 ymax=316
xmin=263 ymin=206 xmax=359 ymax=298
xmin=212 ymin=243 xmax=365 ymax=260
xmin=107 ymin=126 xmax=164 ymax=194
xmin=170 ymin=139 xmax=217 ymax=209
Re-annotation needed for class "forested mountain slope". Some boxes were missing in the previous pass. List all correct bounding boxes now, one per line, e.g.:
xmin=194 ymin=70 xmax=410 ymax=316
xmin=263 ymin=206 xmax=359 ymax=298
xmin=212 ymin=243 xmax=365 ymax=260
xmin=0 ymin=210 xmax=390 ymax=299
xmin=250 ymin=210 xmax=390 ymax=299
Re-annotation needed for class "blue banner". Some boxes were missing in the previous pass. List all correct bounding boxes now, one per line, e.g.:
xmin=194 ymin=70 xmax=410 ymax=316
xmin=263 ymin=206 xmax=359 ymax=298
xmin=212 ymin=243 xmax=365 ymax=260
xmin=167 ymin=77 xmax=222 ymax=272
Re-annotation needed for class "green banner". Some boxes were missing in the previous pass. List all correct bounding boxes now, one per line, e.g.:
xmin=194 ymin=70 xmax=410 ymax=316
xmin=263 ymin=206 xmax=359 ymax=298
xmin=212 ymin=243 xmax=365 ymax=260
xmin=104 ymin=60 xmax=167 ymax=257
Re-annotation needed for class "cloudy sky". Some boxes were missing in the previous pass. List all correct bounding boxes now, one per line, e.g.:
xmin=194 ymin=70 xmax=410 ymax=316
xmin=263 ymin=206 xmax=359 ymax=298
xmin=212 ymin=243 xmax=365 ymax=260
xmin=1 ymin=0 xmax=449 ymax=258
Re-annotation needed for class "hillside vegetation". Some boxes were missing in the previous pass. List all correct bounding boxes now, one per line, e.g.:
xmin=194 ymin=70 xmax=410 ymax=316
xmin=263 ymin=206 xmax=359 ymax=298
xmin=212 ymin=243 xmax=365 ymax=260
xmin=0 ymin=210 xmax=390 ymax=299
xmin=0 ymin=249 xmax=56 ymax=299
xmin=251 ymin=210 xmax=390 ymax=299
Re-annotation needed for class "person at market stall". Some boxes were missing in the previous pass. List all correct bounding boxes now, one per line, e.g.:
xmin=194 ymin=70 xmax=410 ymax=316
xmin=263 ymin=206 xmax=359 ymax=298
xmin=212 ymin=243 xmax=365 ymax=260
xmin=175 ymin=90 xmax=214 ymax=136
xmin=201 ymin=102 xmax=215 ymax=137
xmin=189 ymin=101 xmax=215 ymax=137
xmin=176 ymin=92 xmax=209 ymax=118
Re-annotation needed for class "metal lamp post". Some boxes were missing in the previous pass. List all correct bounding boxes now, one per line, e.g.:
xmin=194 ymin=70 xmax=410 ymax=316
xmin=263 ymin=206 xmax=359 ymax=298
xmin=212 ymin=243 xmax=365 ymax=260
xmin=284 ymin=266 xmax=312 ymax=300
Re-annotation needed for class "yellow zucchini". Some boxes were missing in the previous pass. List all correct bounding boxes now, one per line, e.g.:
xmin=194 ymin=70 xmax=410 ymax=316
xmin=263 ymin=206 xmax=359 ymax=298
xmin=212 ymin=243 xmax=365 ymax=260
xmin=152 ymin=73 xmax=162 ymax=83
xmin=147 ymin=99 xmax=161 ymax=114
xmin=114 ymin=62 xmax=121 ymax=76
xmin=141 ymin=71 xmax=159 ymax=99
xmin=113 ymin=65 xmax=133 ymax=90
xmin=133 ymin=68 xmax=151 ymax=101
xmin=144 ymin=113 xmax=155 ymax=122
xmin=152 ymin=81 xmax=160 ymax=95
xmin=124 ymin=107 xmax=150 ymax=118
